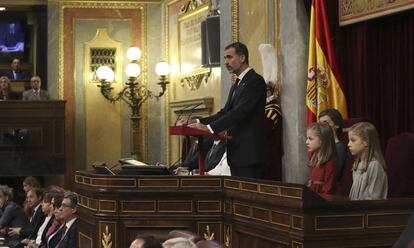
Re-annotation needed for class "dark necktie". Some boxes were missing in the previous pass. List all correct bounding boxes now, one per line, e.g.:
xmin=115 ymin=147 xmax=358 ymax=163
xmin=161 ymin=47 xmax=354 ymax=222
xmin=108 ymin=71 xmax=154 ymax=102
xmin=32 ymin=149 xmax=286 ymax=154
xmin=56 ymin=225 xmax=67 ymax=248
xmin=229 ymin=78 xmax=240 ymax=104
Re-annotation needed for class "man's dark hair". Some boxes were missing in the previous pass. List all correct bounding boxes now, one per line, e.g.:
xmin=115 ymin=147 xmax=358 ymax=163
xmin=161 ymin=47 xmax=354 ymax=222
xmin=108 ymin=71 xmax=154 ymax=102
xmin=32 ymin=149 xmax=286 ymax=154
xmin=64 ymin=192 xmax=78 ymax=208
xmin=134 ymin=234 xmax=162 ymax=248
xmin=225 ymin=42 xmax=249 ymax=65
xmin=28 ymin=188 xmax=44 ymax=200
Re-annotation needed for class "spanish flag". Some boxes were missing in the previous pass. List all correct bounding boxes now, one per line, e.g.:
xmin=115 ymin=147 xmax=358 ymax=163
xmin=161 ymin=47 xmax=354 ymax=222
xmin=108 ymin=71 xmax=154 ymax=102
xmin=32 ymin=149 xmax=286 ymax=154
xmin=306 ymin=0 xmax=348 ymax=125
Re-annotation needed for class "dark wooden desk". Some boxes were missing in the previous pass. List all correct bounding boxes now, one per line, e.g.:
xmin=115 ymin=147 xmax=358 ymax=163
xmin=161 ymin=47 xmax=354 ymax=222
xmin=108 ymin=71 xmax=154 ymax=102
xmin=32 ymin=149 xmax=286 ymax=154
xmin=75 ymin=171 xmax=414 ymax=248
xmin=0 ymin=101 xmax=65 ymax=175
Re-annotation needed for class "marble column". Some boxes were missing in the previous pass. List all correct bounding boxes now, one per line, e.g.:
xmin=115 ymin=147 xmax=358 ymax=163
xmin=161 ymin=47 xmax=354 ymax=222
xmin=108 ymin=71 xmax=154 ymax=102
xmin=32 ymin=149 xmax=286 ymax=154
xmin=279 ymin=0 xmax=309 ymax=183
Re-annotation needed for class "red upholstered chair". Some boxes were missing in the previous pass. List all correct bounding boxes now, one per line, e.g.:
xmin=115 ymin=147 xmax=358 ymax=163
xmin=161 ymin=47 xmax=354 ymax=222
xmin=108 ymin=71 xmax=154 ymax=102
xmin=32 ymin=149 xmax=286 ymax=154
xmin=385 ymin=132 xmax=414 ymax=198
xmin=196 ymin=240 xmax=224 ymax=248
xmin=337 ymin=117 xmax=365 ymax=196
xmin=167 ymin=230 xmax=204 ymax=243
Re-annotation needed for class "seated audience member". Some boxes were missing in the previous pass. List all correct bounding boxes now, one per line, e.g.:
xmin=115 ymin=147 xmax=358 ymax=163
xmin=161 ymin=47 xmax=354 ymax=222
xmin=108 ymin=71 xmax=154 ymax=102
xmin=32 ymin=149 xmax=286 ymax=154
xmin=130 ymin=234 xmax=162 ymax=248
xmin=41 ymin=194 xmax=64 ymax=248
xmin=348 ymin=122 xmax=388 ymax=200
xmin=2 ymin=58 xmax=30 ymax=80
xmin=162 ymin=237 xmax=197 ymax=248
xmin=21 ymin=191 xmax=56 ymax=248
xmin=8 ymin=188 xmax=46 ymax=241
xmin=47 ymin=192 xmax=77 ymax=248
xmin=0 ymin=76 xmax=19 ymax=100
xmin=0 ymin=185 xmax=30 ymax=241
xmin=306 ymin=123 xmax=338 ymax=195
xmin=170 ymin=138 xmax=213 ymax=174
xmin=22 ymin=76 xmax=49 ymax=101
xmin=22 ymin=177 xmax=41 ymax=218
xmin=204 ymin=140 xmax=226 ymax=172
xmin=206 ymin=151 xmax=231 ymax=176
xmin=318 ymin=108 xmax=346 ymax=179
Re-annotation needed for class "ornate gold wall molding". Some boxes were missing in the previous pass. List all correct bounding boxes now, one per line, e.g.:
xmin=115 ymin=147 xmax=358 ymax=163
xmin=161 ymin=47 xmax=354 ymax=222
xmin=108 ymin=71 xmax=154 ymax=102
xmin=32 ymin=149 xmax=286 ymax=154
xmin=179 ymin=68 xmax=211 ymax=90
xmin=231 ymin=0 xmax=239 ymax=42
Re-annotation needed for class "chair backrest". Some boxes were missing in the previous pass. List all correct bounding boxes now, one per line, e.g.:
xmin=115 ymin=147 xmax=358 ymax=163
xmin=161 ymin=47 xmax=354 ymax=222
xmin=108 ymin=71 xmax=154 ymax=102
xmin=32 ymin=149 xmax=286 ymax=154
xmin=385 ymin=132 xmax=414 ymax=198
xmin=167 ymin=230 xmax=204 ymax=243
xmin=196 ymin=240 xmax=224 ymax=248
xmin=337 ymin=117 xmax=364 ymax=196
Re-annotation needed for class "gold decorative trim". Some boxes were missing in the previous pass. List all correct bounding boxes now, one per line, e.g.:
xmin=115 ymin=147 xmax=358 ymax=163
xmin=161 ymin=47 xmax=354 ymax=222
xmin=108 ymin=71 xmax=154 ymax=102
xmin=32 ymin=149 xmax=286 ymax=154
xmin=259 ymin=183 xmax=280 ymax=196
xmin=78 ymin=232 xmax=93 ymax=248
xmin=270 ymin=210 xmax=292 ymax=228
xmin=279 ymin=186 xmax=303 ymax=199
xmin=224 ymin=224 xmax=231 ymax=247
xmin=98 ymin=222 xmax=117 ymax=248
xmin=179 ymin=68 xmax=211 ymax=91
xmin=138 ymin=178 xmax=179 ymax=188
xmin=203 ymin=225 xmax=215 ymax=240
xmin=121 ymin=200 xmax=157 ymax=213
xmin=197 ymin=221 xmax=222 ymax=241
xmin=180 ymin=178 xmax=222 ymax=188
xmin=224 ymin=179 xmax=241 ymax=189
xmin=367 ymin=212 xmax=412 ymax=229
xmin=179 ymin=0 xmax=210 ymax=17
xmin=197 ymin=200 xmax=222 ymax=213
xmin=315 ymin=214 xmax=364 ymax=231
xmin=102 ymin=225 xmax=112 ymax=248
xmin=292 ymin=240 xmax=304 ymax=248
xmin=291 ymin=214 xmax=304 ymax=230
xmin=158 ymin=200 xmax=193 ymax=213
xmin=78 ymin=194 xmax=98 ymax=211
xmin=233 ymin=203 xmax=251 ymax=218
xmin=77 ymin=176 xmax=137 ymax=188
xmin=231 ymin=0 xmax=239 ymax=42
xmin=250 ymin=206 xmax=271 ymax=223
xmin=59 ymin=1 xmax=148 ymax=163
xmin=99 ymin=200 xmax=117 ymax=213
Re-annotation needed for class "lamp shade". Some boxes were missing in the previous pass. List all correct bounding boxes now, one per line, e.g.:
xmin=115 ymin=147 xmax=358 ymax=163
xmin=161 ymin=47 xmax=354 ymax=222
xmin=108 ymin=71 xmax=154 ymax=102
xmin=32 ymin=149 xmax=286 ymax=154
xmin=96 ymin=66 xmax=115 ymax=81
xmin=125 ymin=63 xmax=141 ymax=78
xmin=155 ymin=61 xmax=170 ymax=76
xmin=127 ymin=47 xmax=142 ymax=61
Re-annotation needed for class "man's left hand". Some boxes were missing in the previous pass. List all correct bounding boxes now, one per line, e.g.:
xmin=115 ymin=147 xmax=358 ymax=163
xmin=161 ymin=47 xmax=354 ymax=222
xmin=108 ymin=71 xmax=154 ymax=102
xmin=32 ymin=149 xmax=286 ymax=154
xmin=8 ymin=227 xmax=21 ymax=236
xmin=188 ymin=123 xmax=209 ymax=131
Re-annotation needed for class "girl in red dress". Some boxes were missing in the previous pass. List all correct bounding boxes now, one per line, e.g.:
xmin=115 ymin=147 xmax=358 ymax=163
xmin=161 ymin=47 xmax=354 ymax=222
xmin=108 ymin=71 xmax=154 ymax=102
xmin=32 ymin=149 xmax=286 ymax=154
xmin=306 ymin=122 xmax=338 ymax=194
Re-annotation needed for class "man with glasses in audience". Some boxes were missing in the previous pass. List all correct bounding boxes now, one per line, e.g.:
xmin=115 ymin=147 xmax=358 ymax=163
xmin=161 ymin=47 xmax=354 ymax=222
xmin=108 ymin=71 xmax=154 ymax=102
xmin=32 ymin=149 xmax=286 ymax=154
xmin=47 ymin=192 xmax=77 ymax=248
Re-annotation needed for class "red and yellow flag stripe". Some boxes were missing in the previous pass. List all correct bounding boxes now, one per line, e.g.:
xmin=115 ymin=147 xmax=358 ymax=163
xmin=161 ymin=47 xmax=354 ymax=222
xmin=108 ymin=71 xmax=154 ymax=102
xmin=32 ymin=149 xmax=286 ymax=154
xmin=306 ymin=0 xmax=348 ymax=125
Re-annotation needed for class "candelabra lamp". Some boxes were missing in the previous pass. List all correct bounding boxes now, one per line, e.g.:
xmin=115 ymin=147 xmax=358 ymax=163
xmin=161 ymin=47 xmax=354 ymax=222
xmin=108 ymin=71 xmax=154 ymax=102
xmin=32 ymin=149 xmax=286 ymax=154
xmin=96 ymin=47 xmax=170 ymax=158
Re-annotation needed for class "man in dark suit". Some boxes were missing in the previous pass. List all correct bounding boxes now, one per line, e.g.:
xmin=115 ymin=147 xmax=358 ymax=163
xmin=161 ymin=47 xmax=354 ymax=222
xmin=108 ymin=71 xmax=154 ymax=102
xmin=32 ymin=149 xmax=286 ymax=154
xmin=0 ymin=185 xmax=30 ymax=243
xmin=205 ymin=140 xmax=226 ymax=172
xmin=2 ymin=58 xmax=30 ymax=81
xmin=189 ymin=42 xmax=266 ymax=178
xmin=22 ymin=76 xmax=50 ymax=101
xmin=8 ymin=188 xmax=46 ymax=241
xmin=47 ymin=192 xmax=77 ymax=248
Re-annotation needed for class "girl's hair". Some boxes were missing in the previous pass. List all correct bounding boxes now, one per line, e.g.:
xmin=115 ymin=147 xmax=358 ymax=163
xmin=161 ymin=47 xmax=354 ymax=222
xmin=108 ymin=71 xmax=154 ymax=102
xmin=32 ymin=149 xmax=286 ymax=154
xmin=318 ymin=108 xmax=344 ymax=137
xmin=307 ymin=122 xmax=337 ymax=167
xmin=23 ymin=176 xmax=41 ymax=188
xmin=349 ymin=122 xmax=386 ymax=172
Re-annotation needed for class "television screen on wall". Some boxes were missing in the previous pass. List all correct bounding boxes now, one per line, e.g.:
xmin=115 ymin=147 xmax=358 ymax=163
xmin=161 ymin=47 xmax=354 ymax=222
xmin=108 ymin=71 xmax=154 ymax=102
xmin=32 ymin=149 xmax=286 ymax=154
xmin=0 ymin=22 xmax=26 ymax=61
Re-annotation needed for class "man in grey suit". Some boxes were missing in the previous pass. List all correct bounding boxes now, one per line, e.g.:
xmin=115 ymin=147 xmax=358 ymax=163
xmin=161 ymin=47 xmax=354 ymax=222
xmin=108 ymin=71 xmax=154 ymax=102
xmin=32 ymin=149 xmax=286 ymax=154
xmin=22 ymin=76 xmax=49 ymax=100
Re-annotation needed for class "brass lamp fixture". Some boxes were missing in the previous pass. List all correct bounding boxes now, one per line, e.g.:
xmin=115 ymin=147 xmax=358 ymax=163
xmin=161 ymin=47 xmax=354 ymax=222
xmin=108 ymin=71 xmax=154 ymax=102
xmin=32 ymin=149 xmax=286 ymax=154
xmin=96 ymin=46 xmax=170 ymax=158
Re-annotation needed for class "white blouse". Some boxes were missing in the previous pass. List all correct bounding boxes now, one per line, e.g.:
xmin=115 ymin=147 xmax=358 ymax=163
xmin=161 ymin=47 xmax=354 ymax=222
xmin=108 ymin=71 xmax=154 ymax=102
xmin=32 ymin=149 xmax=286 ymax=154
xmin=207 ymin=152 xmax=231 ymax=176
xmin=349 ymin=160 xmax=388 ymax=200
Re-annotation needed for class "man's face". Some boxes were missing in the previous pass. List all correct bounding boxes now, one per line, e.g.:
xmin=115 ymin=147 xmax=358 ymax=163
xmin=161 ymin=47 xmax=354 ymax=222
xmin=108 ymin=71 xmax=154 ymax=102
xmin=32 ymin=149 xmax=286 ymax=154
xmin=11 ymin=59 xmax=20 ymax=70
xmin=224 ymin=47 xmax=244 ymax=75
xmin=0 ymin=193 xmax=8 ymax=208
xmin=26 ymin=190 xmax=40 ymax=208
xmin=30 ymin=77 xmax=41 ymax=90
xmin=0 ymin=80 xmax=8 ymax=90
xmin=59 ymin=198 xmax=76 ymax=222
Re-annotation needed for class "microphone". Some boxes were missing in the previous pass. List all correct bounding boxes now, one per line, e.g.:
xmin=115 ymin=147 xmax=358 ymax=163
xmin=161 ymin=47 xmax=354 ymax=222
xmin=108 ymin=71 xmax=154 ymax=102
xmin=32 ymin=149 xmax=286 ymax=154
xmin=186 ymin=102 xmax=203 ymax=125
xmin=174 ymin=102 xmax=203 ymax=126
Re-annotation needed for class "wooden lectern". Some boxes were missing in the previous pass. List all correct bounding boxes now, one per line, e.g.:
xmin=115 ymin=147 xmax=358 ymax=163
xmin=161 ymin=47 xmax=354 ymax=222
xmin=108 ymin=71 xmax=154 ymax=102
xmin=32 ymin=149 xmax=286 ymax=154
xmin=169 ymin=125 xmax=231 ymax=175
